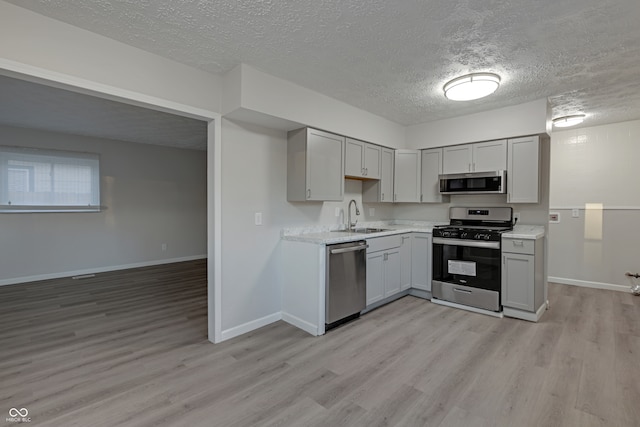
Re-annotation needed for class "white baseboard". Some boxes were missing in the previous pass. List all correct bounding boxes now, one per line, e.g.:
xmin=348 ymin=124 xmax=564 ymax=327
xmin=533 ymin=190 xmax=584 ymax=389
xmin=0 ymin=255 xmax=207 ymax=287
xmin=220 ymin=312 xmax=282 ymax=342
xmin=503 ymin=301 xmax=548 ymax=322
xmin=549 ymin=276 xmax=631 ymax=293
xmin=281 ymin=312 xmax=319 ymax=336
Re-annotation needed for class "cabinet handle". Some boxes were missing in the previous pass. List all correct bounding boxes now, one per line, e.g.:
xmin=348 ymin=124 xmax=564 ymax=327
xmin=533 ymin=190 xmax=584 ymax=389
xmin=366 ymin=168 xmax=368 ymax=175
xmin=307 ymin=189 xmax=311 ymax=198
xmin=468 ymin=163 xmax=471 ymax=172
xmin=384 ymin=253 xmax=388 ymax=261
xmin=503 ymin=255 xmax=505 ymax=265
xmin=394 ymin=194 xmax=397 ymax=201
xmin=420 ymin=194 xmax=423 ymax=202
xmin=362 ymin=167 xmax=365 ymax=175
xmin=402 ymin=236 xmax=410 ymax=241
xmin=381 ymin=193 xmax=384 ymax=201
xmin=513 ymin=240 xmax=524 ymax=246
xmin=472 ymin=162 xmax=475 ymax=172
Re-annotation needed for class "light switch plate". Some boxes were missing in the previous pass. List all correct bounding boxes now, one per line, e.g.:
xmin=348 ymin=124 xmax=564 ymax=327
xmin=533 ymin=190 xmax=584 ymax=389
xmin=335 ymin=207 xmax=340 ymax=217
xmin=572 ymin=208 xmax=580 ymax=218
xmin=369 ymin=208 xmax=375 ymax=217
xmin=255 ymin=212 xmax=262 ymax=226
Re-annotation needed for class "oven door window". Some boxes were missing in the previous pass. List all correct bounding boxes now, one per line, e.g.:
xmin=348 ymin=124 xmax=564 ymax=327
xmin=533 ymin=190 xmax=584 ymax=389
xmin=432 ymin=243 xmax=501 ymax=292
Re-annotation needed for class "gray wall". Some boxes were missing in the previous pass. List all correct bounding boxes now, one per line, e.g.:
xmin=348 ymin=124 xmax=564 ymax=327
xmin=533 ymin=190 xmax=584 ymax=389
xmin=0 ymin=125 xmax=207 ymax=284
xmin=549 ymin=119 xmax=640 ymax=289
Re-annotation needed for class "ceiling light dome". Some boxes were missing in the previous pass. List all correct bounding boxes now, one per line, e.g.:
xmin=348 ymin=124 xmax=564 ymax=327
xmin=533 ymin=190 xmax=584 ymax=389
xmin=552 ymin=114 xmax=586 ymax=128
xmin=443 ymin=73 xmax=501 ymax=101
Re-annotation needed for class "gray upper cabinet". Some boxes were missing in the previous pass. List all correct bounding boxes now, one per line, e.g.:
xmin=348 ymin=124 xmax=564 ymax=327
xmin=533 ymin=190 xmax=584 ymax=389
xmin=363 ymin=147 xmax=394 ymax=203
xmin=394 ymin=149 xmax=421 ymax=202
xmin=344 ymin=138 xmax=381 ymax=179
xmin=287 ymin=128 xmax=344 ymax=201
xmin=420 ymin=148 xmax=448 ymax=203
xmin=442 ymin=144 xmax=472 ymax=174
xmin=443 ymin=140 xmax=507 ymax=174
xmin=507 ymin=136 xmax=540 ymax=203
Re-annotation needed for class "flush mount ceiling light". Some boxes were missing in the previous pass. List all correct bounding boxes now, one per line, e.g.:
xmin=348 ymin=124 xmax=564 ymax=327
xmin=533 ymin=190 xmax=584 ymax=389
xmin=443 ymin=72 xmax=501 ymax=101
xmin=552 ymin=114 xmax=586 ymax=128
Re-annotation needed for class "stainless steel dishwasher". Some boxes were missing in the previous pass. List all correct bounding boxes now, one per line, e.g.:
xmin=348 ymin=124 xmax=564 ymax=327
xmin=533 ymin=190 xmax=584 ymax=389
xmin=325 ymin=240 xmax=368 ymax=330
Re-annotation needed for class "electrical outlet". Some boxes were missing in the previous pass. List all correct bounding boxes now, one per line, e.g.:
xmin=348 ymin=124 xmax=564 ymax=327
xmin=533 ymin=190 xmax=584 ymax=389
xmin=335 ymin=207 xmax=340 ymax=217
xmin=161 ymin=243 xmax=167 ymax=251
xmin=572 ymin=208 xmax=580 ymax=218
xmin=549 ymin=212 xmax=560 ymax=223
xmin=369 ymin=208 xmax=375 ymax=217
xmin=255 ymin=212 xmax=262 ymax=226
xmin=514 ymin=212 xmax=521 ymax=222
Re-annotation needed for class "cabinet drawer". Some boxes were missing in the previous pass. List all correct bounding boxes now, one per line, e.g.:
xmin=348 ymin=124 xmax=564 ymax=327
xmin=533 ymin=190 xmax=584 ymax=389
xmin=502 ymin=238 xmax=535 ymax=255
xmin=367 ymin=234 xmax=405 ymax=253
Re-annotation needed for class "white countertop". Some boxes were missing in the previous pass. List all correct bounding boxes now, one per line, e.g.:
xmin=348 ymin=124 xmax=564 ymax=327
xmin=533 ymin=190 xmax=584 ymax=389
xmin=281 ymin=220 xmax=447 ymax=244
xmin=502 ymin=225 xmax=546 ymax=239
xmin=283 ymin=221 xmax=546 ymax=244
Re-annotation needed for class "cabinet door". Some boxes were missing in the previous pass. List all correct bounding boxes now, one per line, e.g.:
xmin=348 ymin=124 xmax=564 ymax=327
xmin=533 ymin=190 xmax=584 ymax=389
xmin=421 ymin=148 xmax=446 ymax=203
xmin=400 ymin=235 xmax=412 ymax=291
xmin=472 ymin=140 xmax=507 ymax=172
xmin=307 ymin=129 xmax=344 ymax=201
xmin=394 ymin=150 xmax=421 ymax=202
xmin=380 ymin=148 xmax=394 ymax=202
xmin=344 ymin=138 xmax=365 ymax=178
xmin=507 ymin=136 xmax=539 ymax=203
xmin=384 ymin=249 xmax=402 ymax=297
xmin=443 ymin=144 xmax=472 ymax=174
xmin=502 ymin=252 xmax=535 ymax=311
xmin=366 ymin=252 xmax=385 ymax=306
xmin=411 ymin=233 xmax=432 ymax=291
xmin=364 ymin=143 xmax=381 ymax=179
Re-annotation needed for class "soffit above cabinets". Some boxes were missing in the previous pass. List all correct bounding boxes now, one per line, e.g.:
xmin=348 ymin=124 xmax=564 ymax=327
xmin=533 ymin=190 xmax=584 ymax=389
xmin=8 ymin=0 xmax=640 ymax=129
xmin=0 ymin=75 xmax=208 ymax=150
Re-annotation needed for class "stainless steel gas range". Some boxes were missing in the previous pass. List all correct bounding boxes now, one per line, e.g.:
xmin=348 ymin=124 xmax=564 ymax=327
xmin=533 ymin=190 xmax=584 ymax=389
xmin=432 ymin=207 xmax=514 ymax=312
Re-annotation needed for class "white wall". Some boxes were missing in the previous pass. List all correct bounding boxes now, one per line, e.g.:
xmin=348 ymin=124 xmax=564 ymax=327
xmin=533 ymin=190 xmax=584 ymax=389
xmin=406 ymin=99 xmax=550 ymax=149
xmin=549 ymin=120 xmax=640 ymax=290
xmin=0 ymin=125 xmax=207 ymax=285
xmin=219 ymin=118 xmax=394 ymax=335
xmin=223 ymin=64 xmax=407 ymax=148
xmin=0 ymin=1 xmax=222 ymax=113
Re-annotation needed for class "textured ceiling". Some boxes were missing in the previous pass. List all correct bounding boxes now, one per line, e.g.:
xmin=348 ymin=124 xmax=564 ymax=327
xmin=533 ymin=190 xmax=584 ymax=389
xmin=6 ymin=0 xmax=640 ymax=129
xmin=0 ymin=75 xmax=208 ymax=150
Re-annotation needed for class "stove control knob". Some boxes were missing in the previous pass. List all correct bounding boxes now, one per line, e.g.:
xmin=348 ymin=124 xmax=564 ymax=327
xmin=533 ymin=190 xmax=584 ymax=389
xmin=461 ymin=232 xmax=468 ymax=239
xmin=484 ymin=234 xmax=491 ymax=240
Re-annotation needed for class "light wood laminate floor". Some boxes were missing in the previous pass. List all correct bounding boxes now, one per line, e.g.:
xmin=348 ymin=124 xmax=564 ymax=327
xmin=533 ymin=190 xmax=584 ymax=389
xmin=1 ymin=260 xmax=639 ymax=426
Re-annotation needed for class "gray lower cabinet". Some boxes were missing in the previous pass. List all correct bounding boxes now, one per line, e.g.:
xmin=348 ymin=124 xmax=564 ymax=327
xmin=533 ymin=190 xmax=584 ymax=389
xmin=501 ymin=236 xmax=545 ymax=321
xmin=366 ymin=234 xmax=409 ymax=307
xmin=411 ymin=233 xmax=432 ymax=291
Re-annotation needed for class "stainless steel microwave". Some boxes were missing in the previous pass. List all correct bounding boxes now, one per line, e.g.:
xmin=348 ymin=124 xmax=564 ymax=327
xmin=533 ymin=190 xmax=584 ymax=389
xmin=439 ymin=170 xmax=506 ymax=195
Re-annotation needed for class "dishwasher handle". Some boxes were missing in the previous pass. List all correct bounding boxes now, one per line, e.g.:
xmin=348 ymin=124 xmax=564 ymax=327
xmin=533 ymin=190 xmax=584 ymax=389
xmin=330 ymin=244 xmax=369 ymax=254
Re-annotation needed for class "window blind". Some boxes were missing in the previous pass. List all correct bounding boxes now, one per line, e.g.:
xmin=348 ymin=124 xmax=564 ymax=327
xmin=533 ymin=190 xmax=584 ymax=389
xmin=0 ymin=146 xmax=100 ymax=213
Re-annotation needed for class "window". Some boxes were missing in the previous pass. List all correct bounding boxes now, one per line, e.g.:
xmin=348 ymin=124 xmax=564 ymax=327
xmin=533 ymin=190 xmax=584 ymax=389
xmin=0 ymin=146 xmax=100 ymax=213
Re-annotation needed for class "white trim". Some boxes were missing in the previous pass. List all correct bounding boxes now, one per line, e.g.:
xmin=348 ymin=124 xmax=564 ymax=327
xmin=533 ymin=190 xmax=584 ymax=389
xmin=220 ymin=312 xmax=282 ymax=342
xmin=282 ymin=312 xmax=319 ymax=336
xmin=503 ymin=302 xmax=547 ymax=322
xmin=0 ymin=255 xmax=207 ymax=287
xmin=549 ymin=276 xmax=631 ymax=293
xmin=431 ymin=298 xmax=504 ymax=318
xmin=549 ymin=206 xmax=640 ymax=211
xmin=0 ymin=59 xmax=216 ymax=121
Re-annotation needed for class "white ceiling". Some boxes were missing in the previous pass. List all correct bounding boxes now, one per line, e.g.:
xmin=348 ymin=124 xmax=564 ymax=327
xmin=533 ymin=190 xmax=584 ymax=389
xmin=7 ymin=0 xmax=640 ymax=130
xmin=0 ymin=75 xmax=208 ymax=150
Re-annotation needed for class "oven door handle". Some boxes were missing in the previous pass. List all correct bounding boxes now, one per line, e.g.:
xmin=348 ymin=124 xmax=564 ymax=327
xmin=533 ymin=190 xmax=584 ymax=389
xmin=433 ymin=237 xmax=500 ymax=250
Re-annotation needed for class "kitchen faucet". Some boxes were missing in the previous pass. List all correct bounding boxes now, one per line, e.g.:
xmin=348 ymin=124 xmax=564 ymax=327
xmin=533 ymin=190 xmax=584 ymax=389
xmin=348 ymin=199 xmax=360 ymax=231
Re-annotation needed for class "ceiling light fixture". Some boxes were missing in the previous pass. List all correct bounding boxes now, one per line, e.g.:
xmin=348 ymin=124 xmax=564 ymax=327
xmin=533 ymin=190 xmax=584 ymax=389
xmin=443 ymin=72 xmax=501 ymax=101
xmin=552 ymin=114 xmax=586 ymax=128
